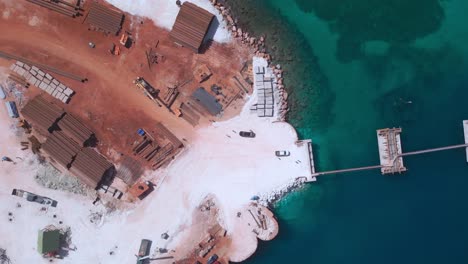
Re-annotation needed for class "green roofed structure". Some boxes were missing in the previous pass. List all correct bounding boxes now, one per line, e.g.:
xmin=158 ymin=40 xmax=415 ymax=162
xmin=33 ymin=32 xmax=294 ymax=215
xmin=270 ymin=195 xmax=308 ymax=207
xmin=37 ymin=228 xmax=61 ymax=255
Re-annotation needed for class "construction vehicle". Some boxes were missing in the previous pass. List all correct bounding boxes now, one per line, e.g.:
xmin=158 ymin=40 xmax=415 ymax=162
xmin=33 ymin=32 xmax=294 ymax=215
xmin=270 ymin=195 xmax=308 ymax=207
xmin=120 ymin=33 xmax=129 ymax=47
xmin=109 ymin=43 xmax=120 ymax=55
xmin=133 ymin=77 xmax=159 ymax=100
xmin=135 ymin=239 xmax=152 ymax=264
xmin=11 ymin=189 xmax=58 ymax=207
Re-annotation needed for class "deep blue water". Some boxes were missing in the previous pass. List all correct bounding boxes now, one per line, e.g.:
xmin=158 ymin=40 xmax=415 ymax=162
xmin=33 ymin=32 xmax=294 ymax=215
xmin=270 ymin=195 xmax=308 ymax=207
xmin=224 ymin=0 xmax=468 ymax=263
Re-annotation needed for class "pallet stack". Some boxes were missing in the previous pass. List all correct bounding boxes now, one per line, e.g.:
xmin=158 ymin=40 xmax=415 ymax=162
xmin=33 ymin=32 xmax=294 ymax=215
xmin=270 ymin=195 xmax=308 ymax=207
xmin=10 ymin=61 xmax=75 ymax=104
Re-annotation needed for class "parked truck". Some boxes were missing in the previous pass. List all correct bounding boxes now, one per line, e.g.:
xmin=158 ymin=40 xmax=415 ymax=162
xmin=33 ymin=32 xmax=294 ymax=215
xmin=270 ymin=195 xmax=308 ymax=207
xmin=11 ymin=189 xmax=58 ymax=207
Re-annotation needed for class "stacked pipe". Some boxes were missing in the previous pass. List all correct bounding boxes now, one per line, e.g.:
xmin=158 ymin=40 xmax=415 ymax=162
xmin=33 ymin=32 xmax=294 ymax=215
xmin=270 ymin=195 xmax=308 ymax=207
xmin=26 ymin=0 xmax=79 ymax=17
xmin=8 ymin=74 xmax=29 ymax=88
xmin=0 ymin=51 xmax=87 ymax=82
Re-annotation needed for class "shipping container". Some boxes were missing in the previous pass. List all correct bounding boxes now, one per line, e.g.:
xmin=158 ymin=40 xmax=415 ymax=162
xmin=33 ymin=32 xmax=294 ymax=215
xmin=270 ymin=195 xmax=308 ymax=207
xmin=5 ymin=101 xmax=19 ymax=118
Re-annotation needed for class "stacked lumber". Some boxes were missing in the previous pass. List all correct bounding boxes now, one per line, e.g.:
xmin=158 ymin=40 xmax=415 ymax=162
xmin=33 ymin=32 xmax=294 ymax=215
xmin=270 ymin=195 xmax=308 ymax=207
xmin=42 ymin=131 xmax=81 ymax=169
xmin=57 ymin=113 xmax=94 ymax=146
xmin=70 ymin=148 xmax=113 ymax=188
xmin=26 ymin=0 xmax=80 ymax=17
xmin=20 ymin=96 xmax=65 ymax=133
xmin=85 ymin=2 xmax=124 ymax=35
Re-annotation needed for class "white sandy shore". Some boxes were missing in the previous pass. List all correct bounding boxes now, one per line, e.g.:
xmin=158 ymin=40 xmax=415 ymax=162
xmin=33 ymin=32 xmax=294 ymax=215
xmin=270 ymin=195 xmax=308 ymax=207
xmin=0 ymin=57 xmax=311 ymax=263
xmin=104 ymin=0 xmax=231 ymax=43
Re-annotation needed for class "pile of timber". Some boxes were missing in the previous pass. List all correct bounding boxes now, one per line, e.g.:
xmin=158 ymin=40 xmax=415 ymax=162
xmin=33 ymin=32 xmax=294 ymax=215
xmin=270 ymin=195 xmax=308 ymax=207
xmin=8 ymin=74 xmax=29 ymax=88
xmin=21 ymin=96 xmax=65 ymax=133
xmin=154 ymin=123 xmax=183 ymax=148
xmin=132 ymin=137 xmax=161 ymax=162
xmin=42 ymin=130 xmax=81 ymax=169
xmin=57 ymin=113 xmax=94 ymax=146
xmin=70 ymin=148 xmax=113 ymax=188
xmin=26 ymin=0 xmax=80 ymax=18
xmin=151 ymin=143 xmax=174 ymax=169
xmin=86 ymin=2 xmax=124 ymax=35
xmin=0 ymin=51 xmax=87 ymax=83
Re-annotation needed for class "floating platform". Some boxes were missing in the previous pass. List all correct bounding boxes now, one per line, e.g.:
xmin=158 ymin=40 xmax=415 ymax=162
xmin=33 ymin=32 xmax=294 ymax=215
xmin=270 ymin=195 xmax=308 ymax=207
xmin=377 ymin=128 xmax=407 ymax=175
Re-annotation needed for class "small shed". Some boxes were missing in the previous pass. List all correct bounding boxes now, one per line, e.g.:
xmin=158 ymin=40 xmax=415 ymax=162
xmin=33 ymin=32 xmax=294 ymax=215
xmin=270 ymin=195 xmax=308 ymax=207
xmin=37 ymin=229 xmax=61 ymax=255
xmin=170 ymin=2 xmax=215 ymax=53
xmin=192 ymin=87 xmax=222 ymax=116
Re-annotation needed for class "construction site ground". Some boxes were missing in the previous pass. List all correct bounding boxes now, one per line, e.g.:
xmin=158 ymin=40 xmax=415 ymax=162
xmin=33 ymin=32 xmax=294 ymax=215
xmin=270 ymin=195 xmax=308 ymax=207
xmin=0 ymin=0 xmax=252 ymax=171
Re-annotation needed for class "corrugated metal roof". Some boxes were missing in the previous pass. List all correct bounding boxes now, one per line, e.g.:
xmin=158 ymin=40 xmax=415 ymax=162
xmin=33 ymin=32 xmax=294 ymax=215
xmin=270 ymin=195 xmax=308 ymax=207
xmin=21 ymin=96 xmax=64 ymax=133
xmin=37 ymin=229 xmax=60 ymax=254
xmin=57 ymin=113 xmax=94 ymax=146
xmin=170 ymin=2 xmax=214 ymax=53
xmin=192 ymin=87 xmax=222 ymax=116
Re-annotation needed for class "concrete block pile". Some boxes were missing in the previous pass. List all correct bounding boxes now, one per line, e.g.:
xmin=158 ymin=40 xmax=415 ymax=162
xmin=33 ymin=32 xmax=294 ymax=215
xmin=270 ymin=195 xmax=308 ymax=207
xmin=10 ymin=61 xmax=75 ymax=104
xmin=251 ymin=66 xmax=275 ymax=117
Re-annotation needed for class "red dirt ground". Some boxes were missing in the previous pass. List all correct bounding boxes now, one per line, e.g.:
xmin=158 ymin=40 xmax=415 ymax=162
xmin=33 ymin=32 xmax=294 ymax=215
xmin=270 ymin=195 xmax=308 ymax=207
xmin=0 ymin=0 xmax=252 ymax=166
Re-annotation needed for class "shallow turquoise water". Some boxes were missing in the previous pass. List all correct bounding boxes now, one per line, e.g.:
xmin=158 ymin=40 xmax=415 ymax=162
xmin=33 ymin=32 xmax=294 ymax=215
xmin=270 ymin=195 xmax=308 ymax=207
xmin=226 ymin=0 xmax=468 ymax=263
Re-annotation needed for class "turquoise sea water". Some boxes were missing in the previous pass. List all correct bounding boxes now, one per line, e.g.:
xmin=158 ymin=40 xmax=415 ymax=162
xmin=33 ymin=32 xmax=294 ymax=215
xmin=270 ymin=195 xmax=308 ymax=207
xmin=225 ymin=0 xmax=468 ymax=263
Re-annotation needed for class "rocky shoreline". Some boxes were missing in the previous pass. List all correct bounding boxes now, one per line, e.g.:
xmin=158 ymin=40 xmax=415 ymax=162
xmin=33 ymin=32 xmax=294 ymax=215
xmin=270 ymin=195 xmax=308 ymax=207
xmin=209 ymin=0 xmax=290 ymax=121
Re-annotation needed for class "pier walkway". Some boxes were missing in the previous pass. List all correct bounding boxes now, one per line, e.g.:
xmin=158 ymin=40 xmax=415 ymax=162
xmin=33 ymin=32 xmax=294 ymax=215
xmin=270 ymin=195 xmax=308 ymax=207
xmin=305 ymin=120 xmax=468 ymax=181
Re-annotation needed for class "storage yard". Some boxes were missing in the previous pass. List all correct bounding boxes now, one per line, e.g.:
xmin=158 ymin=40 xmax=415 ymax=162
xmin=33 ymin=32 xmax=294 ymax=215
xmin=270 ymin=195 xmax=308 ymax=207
xmin=0 ymin=0 xmax=295 ymax=263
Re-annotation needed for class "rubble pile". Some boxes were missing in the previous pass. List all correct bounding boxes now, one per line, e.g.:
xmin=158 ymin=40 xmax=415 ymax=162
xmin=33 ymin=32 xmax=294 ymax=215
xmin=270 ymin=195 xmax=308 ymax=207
xmin=34 ymin=164 xmax=92 ymax=196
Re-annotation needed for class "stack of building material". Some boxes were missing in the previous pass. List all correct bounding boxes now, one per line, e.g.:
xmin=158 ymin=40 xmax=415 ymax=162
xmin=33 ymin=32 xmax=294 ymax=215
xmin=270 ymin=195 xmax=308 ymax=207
xmin=57 ymin=113 xmax=94 ymax=146
xmin=116 ymin=157 xmax=144 ymax=185
xmin=42 ymin=130 xmax=81 ymax=170
xmin=85 ymin=2 xmax=124 ymax=35
xmin=252 ymin=66 xmax=274 ymax=117
xmin=155 ymin=123 xmax=183 ymax=148
xmin=7 ymin=73 xmax=29 ymax=88
xmin=26 ymin=0 xmax=80 ymax=18
xmin=170 ymin=2 xmax=214 ymax=53
xmin=20 ymin=96 xmax=65 ymax=133
xmin=10 ymin=62 xmax=74 ymax=104
xmin=70 ymin=148 xmax=113 ymax=188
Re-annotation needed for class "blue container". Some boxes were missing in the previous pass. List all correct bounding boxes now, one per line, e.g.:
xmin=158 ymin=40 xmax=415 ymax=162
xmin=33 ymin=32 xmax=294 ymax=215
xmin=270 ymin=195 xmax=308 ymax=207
xmin=5 ymin=101 xmax=18 ymax=118
xmin=137 ymin=128 xmax=145 ymax=136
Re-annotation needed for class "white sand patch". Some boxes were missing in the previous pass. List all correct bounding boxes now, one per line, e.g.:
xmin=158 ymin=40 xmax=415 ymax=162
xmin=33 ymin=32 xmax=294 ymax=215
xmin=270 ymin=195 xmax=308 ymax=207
xmin=2 ymin=9 xmax=10 ymax=19
xmin=104 ymin=0 xmax=231 ymax=43
xmin=28 ymin=15 xmax=40 ymax=26
xmin=0 ymin=57 xmax=311 ymax=262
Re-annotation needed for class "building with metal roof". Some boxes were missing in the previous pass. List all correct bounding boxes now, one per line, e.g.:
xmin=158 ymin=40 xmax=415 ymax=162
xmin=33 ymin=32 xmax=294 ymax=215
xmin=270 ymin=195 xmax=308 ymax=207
xmin=191 ymin=87 xmax=222 ymax=116
xmin=37 ymin=228 xmax=61 ymax=255
xmin=170 ymin=2 xmax=215 ymax=53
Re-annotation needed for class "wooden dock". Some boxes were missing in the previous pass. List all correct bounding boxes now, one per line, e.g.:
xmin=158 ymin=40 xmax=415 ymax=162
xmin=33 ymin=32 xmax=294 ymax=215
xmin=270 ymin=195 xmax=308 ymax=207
xmin=377 ymin=128 xmax=407 ymax=175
